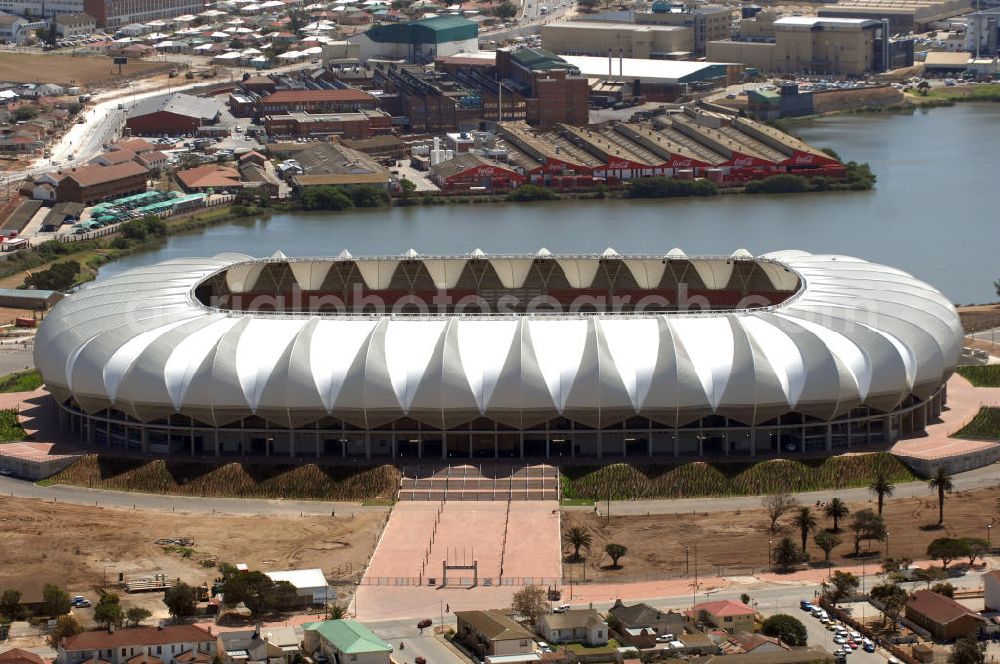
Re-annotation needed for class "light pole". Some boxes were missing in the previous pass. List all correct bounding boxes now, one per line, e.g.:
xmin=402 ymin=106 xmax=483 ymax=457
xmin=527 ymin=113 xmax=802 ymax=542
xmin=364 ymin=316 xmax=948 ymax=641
xmin=685 ymin=547 xmax=690 ymax=577
xmin=767 ymin=539 xmax=772 ymax=571
xmin=988 ymin=523 xmax=993 ymax=544
xmin=885 ymin=531 xmax=890 ymax=556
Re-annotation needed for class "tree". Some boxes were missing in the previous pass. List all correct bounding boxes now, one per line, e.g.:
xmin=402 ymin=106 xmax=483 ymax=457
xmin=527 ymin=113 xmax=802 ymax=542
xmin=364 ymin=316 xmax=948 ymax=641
xmin=0 ymin=589 xmax=23 ymax=621
xmin=814 ymin=531 xmax=842 ymax=562
xmin=217 ymin=562 xmax=240 ymax=582
xmin=761 ymin=614 xmax=807 ymax=646
xmin=23 ymin=260 xmax=80 ymax=291
xmin=740 ymin=593 xmax=751 ymax=606
xmin=931 ymin=582 xmax=956 ymax=598
xmin=47 ymin=614 xmax=81 ymax=648
xmin=870 ymin=583 xmax=907 ymax=628
xmin=326 ymin=603 xmax=347 ymax=620
xmin=917 ymin=80 xmax=931 ymax=96
xmin=577 ymin=0 xmax=599 ymax=10
xmin=265 ymin=581 xmax=298 ymax=612
xmin=791 ymin=506 xmax=817 ymax=554
xmin=849 ymin=508 xmax=886 ymax=556
xmin=823 ymin=570 xmax=859 ymax=604
xmin=771 ymin=537 xmax=800 ymax=572
xmin=14 ymin=107 xmax=37 ymax=121
xmin=913 ymin=566 xmax=949 ymax=589
xmin=93 ymin=594 xmax=125 ymax=630
xmin=511 ymin=585 xmax=547 ymax=624
xmin=868 ymin=472 xmax=895 ymax=516
xmin=949 ymin=633 xmax=986 ymax=664
xmin=42 ymin=583 xmax=71 ymax=617
xmin=604 ymin=543 xmax=628 ymax=568
xmin=927 ymin=538 xmax=969 ymax=568
xmin=221 ymin=571 xmax=273 ymax=616
xmin=824 ymin=498 xmax=850 ymax=533
xmin=126 ymin=607 xmax=152 ymax=627
xmin=928 ymin=467 xmax=954 ymax=526
xmin=163 ymin=582 xmax=197 ymax=620
xmin=762 ymin=493 xmax=798 ymax=533
xmin=399 ymin=177 xmax=416 ymax=198
xmin=493 ymin=1 xmax=517 ymax=17
xmin=300 ymin=186 xmax=354 ymax=211
xmin=961 ymin=538 xmax=990 ymax=566
xmin=563 ymin=526 xmax=593 ymax=562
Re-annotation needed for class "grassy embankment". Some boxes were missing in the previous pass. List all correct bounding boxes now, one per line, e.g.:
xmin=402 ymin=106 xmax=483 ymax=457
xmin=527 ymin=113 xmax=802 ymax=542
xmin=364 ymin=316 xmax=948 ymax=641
xmin=43 ymin=455 xmax=401 ymax=501
xmin=0 ymin=369 xmax=41 ymax=393
xmin=561 ymin=452 xmax=917 ymax=500
xmin=956 ymin=365 xmax=1000 ymax=388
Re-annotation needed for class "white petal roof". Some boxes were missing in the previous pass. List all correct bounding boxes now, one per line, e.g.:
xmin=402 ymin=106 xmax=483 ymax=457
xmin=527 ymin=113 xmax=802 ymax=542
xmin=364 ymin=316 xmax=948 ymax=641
xmin=35 ymin=251 xmax=962 ymax=428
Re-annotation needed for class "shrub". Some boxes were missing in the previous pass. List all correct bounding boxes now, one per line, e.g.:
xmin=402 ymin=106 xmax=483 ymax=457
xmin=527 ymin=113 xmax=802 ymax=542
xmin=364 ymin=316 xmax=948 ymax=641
xmin=300 ymin=186 xmax=355 ymax=211
xmin=506 ymin=185 xmax=558 ymax=202
xmin=0 ymin=409 xmax=25 ymax=441
xmin=349 ymin=186 xmax=390 ymax=208
xmin=626 ymin=177 xmax=718 ymax=198
xmin=23 ymin=260 xmax=80 ymax=291
xmin=953 ymin=407 xmax=1000 ymax=440
xmin=762 ymin=614 xmax=808 ymax=646
xmin=745 ymin=174 xmax=810 ymax=194
xmin=956 ymin=365 xmax=1000 ymax=388
xmin=0 ymin=370 xmax=41 ymax=393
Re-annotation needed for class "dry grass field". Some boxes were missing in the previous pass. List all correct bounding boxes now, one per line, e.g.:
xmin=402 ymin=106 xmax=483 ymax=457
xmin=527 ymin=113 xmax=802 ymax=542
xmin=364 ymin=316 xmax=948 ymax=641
xmin=0 ymin=52 xmax=164 ymax=86
xmin=563 ymin=485 xmax=1000 ymax=581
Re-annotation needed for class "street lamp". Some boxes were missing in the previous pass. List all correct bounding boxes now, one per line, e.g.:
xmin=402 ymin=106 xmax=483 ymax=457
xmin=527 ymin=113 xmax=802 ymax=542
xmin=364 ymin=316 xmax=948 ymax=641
xmin=685 ymin=547 xmax=690 ymax=577
xmin=885 ymin=531 xmax=890 ymax=556
xmin=767 ymin=539 xmax=772 ymax=570
xmin=988 ymin=523 xmax=993 ymax=544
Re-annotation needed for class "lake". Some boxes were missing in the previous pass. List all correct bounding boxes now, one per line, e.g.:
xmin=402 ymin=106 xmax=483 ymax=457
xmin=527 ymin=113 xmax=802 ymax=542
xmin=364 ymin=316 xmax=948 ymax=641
xmin=98 ymin=103 xmax=1000 ymax=304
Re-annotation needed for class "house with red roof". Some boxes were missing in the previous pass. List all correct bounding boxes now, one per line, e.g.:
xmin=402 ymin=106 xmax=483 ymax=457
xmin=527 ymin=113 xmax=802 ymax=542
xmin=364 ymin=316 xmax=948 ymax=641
xmin=0 ymin=647 xmax=47 ymax=664
xmin=57 ymin=625 xmax=215 ymax=664
xmin=687 ymin=600 xmax=756 ymax=634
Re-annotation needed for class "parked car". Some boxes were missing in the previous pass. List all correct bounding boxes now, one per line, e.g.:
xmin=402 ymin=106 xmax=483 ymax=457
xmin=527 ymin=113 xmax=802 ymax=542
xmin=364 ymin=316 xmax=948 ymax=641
xmin=553 ymin=604 xmax=570 ymax=613
xmin=417 ymin=619 xmax=432 ymax=629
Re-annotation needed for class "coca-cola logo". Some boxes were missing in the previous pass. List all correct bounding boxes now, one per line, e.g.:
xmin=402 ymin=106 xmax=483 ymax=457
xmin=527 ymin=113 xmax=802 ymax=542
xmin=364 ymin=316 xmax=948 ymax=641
xmin=476 ymin=166 xmax=496 ymax=176
xmin=606 ymin=160 xmax=631 ymax=170
xmin=733 ymin=157 xmax=754 ymax=168
xmin=672 ymin=158 xmax=692 ymax=168
xmin=794 ymin=154 xmax=814 ymax=165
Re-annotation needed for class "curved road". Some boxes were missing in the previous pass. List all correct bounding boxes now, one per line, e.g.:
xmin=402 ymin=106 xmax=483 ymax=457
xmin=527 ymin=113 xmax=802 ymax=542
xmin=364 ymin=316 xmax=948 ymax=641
xmin=1 ymin=459 xmax=998 ymax=516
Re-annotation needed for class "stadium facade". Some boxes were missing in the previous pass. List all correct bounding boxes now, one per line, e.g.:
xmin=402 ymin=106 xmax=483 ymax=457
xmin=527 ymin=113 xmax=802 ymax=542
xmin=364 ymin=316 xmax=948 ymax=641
xmin=35 ymin=249 xmax=962 ymax=460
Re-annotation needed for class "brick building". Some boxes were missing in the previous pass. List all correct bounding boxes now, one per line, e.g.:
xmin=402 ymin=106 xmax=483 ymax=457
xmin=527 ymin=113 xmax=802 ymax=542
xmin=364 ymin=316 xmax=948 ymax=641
xmin=263 ymin=110 xmax=391 ymax=139
xmin=82 ymin=0 xmax=206 ymax=28
xmin=495 ymin=48 xmax=589 ymax=127
xmin=256 ymin=89 xmax=378 ymax=115
xmin=430 ymin=153 xmax=526 ymax=192
xmin=54 ymin=161 xmax=147 ymax=204
xmin=905 ymin=590 xmax=988 ymax=641
xmin=126 ymin=94 xmax=222 ymax=136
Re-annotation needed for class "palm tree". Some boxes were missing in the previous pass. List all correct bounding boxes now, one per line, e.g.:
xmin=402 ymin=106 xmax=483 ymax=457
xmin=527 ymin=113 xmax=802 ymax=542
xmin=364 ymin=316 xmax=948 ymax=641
xmin=824 ymin=498 xmax=849 ymax=533
xmin=928 ymin=467 xmax=954 ymax=526
xmin=868 ymin=473 xmax=895 ymax=516
xmin=563 ymin=526 xmax=593 ymax=562
xmin=791 ymin=506 xmax=817 ymax=553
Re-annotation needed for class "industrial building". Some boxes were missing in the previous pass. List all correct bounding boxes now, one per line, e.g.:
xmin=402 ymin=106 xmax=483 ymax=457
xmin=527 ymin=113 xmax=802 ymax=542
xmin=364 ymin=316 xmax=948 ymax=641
xmin=708 ymin=15 xmax=903 ymax=76
xmin=52 ymin=161 xmax=148 ymax=204
xmin=53 ymin=12 xmax=96 ymax=36
xmin=965 ymin=8 xmax=1000 ymax=56
xmin=541 ymin=21 xmax=695 ymax=59
xmin=35 ymin=249 xmax=961 ymax=460
xmin=430 ymin=152 xmax=527 ymax=192
xmin=816 ymin=0 xmax=971 ymax=32
xmin=350 ymin=15 xmax=478 ymax=63
xmin=256 ymin=89 xmax=379 ymax=115
xmin=495 ymin=48 xmax=590 ymax=126
xmin=126 ymin=94 xmax=222 ymax=136
xmin=557 ymin=54 xmax=741 ymax=100
xmin=634 ymin=3 xmax=734 ymax=53
xmin=82 ymin=0 xmax=205 ymax=28
xmin=263 ymin=110 xmax=391 ymax=139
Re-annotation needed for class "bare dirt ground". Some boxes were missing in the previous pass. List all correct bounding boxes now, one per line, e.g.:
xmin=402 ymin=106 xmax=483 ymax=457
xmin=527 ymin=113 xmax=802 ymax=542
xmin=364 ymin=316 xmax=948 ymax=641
xmin=0 ymin=53 xmax=164 ymax=86
xmin=959 ymin=304 xmax=1000 ymax=334
xmin=0 ymin=495 xmax=384 ymax=623
xmin=563 ymin=485 xmax=1000 ymax=582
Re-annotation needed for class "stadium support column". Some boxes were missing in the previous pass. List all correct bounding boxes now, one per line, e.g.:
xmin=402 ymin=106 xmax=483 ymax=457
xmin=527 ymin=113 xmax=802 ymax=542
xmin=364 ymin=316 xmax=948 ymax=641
xmin=750 ymin=428 xmax=756 ymax=457
xmin=289 ymin=431 xmax=295 ymax=459
xmin=140 ymin=426 xmax=149 ymax=454
xmin=365 ymin=432 xmax=372 ymax=459
xmin=825 ymin=424 xmax=832 ymax=452
xmin=214 ymin=431 xmax=220 ymax=457
xmin=441 ymin=433 xmax=447 ymax=459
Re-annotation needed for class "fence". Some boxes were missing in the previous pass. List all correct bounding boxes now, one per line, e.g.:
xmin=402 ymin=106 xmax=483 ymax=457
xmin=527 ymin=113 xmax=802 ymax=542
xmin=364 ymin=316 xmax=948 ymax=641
xmin=358 ymin=575 xmax=562 ymax=587
xmin=58 ymin=194 xmax=235 ymax=243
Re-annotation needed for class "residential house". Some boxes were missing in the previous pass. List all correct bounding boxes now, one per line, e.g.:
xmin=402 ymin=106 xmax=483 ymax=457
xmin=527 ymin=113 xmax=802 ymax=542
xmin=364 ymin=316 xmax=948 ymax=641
xmin=301 ymin=620 xmax=392 ymax=664
xmin=57 ymin=625 xmax=216 ymax=664
xmin=217 ymin=627 xmax=301 ymax=664
xmin=0 ymin=13 xmax=30 ymax=44
xmin=135 ymin=151 xmax=167 ymax=172
xmin=696 ymin=649 xmax=844 ymax=664
xmin=90 ymin=150 xmax=137 ymax=167
xmin=455 ymin=610 xmax=535 ymax=658
xmin=688 ymin=600 xmax=756 ymax=634
xmin=537 ymin=610 xmax=609 ymax=647
xmin=721 ymin=632 xmax=789 ymax=655
xmin=0 ymin=649 xmax=46 ymax=664
xmin=905 ymin=590 xmax=989 ymax=641
xmin=608 ymin=600 xmax=685 ymax=637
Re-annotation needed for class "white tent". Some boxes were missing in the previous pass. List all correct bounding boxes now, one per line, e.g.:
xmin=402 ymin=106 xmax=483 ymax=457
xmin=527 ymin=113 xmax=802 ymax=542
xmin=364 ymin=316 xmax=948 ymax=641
xmin=214 ymin=50 xmax=243 ymax=61
xmin=193 ymin=42 xmax=215 ymax=51
xmin=276 ymin=50 xmax=303 ymax=59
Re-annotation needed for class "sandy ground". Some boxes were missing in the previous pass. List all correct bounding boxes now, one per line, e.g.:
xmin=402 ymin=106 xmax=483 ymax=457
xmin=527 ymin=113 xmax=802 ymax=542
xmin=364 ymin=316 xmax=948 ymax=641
xmin=0 ymin=52 xmax=164 ymax=86
xmin=563 ymin=485 xmax=1000 ymax=582
xmin=0 ymin=495 xmax=386 ymax=628
xmin=958 ymin=304 xmax=1000 ymax=333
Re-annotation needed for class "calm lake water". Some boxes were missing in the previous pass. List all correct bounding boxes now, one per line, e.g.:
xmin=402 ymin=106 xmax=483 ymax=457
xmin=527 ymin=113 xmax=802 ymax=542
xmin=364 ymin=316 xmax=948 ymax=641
xmin=99 ymin=103 xmax=1000 ymax=304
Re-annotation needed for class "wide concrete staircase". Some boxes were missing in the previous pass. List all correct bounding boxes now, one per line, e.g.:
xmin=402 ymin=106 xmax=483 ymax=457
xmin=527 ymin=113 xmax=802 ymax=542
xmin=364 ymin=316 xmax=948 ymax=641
xmin=397 ymin=463 xmax=559 ymax=501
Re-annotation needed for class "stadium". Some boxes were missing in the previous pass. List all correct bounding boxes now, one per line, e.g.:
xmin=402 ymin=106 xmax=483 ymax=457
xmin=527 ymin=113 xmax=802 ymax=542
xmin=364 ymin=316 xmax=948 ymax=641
xmin=35 ymin=249 xmax=962 ymax=460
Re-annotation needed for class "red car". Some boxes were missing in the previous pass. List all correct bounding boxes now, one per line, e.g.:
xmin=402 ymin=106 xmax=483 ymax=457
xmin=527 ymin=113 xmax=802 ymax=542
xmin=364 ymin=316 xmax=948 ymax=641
xmin=417 ymin=619 xmax=432 ymax=630
xmin=415 ymin=658 xmax=426 ymax=664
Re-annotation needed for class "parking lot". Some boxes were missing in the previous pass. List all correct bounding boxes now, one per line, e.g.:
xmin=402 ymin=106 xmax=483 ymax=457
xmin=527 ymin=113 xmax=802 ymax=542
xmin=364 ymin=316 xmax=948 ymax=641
xmin=793 ymin=600 xmax=892 ymax=664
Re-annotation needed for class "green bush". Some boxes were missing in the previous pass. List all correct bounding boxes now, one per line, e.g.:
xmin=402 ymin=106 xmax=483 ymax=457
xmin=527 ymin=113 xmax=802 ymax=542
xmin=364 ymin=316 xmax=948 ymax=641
xmin=506 ymin=185 xmax=558 ymax=202
xmin=745 ymin=174 xmax=811 ymax=194
xmin=0 ymin=370 xmax=41 ymax=393
xmin=626 ymin=177 xmax=718 ymax=198
xmin=953 ymin=407 xmax=1000 ymax=440
xmin=300 ymin=186 xmax=355 ymax=211
xmin=349 ymin=186 xmax=390 ymax=208
xmin=0 ymin=408 xmax=25 ymax=442
xmin=22 ymin=260 xmax=80 ymax=291
xmin=956 ymin=365 xmax=1000 ymax=387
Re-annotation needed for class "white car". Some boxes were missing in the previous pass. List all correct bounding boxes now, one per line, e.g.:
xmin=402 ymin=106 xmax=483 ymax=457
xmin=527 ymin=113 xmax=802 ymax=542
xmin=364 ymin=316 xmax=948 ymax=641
xmin=553 ymin=604 xmax=570 ymax=613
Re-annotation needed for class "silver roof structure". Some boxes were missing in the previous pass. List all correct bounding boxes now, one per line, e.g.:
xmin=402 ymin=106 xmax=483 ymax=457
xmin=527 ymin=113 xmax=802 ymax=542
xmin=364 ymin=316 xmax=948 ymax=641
xmin=35 ymin=250 xmax=962 ymax=429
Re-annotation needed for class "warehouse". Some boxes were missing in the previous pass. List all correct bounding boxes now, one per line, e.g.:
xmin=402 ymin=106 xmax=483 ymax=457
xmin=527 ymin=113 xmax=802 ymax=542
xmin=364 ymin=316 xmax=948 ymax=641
xmin=263 ymin=110 xmax=391 ymax=139
xmin=558 ymin=55 xmax=740 ymax=100
xmin=36 ymin=249 xmax=960 ymax=460
xmin=55 ymin=162 xmax=148 ymax=204
xmin=264 ymin=569 xmax=332 ymax=605
xmin=430 ymin=153 xmax=526 ymax=192
xmin=351 ymin=15 xmax=479 ymax=63
xmin=126 ymin=93 xmax=222 ymax=136
xmin=256 ymin=89 xmax=379 ymax=115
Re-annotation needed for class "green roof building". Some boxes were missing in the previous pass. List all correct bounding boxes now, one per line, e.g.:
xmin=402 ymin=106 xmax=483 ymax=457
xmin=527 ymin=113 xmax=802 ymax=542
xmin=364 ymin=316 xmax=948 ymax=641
xmin=302 ymin=620 xmax=392 ymax=664
xmin=352 ymin=16 xmax=479 ymax=64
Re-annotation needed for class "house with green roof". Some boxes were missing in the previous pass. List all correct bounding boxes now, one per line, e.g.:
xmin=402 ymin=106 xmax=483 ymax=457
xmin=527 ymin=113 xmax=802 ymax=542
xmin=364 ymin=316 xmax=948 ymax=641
xmin=350 ymin=16 xmax=479 ymax=63
xmin=301 ymin=621 xmax=392 ymax=664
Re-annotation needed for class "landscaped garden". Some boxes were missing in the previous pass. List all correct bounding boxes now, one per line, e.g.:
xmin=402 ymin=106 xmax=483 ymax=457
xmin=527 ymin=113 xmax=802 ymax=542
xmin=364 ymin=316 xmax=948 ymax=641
xmin=956 ymin=365 xmax=1000 ymax=388
xmin=952 ymin=407 xmax=1000 ymax=441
